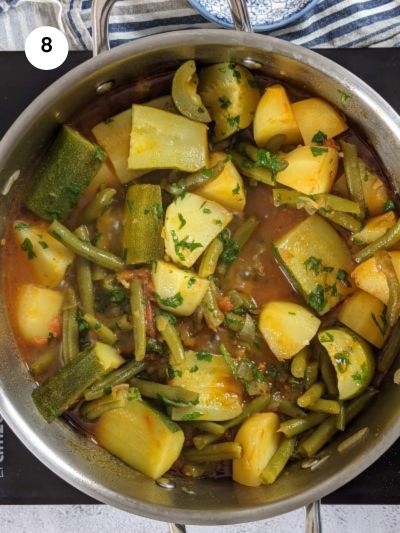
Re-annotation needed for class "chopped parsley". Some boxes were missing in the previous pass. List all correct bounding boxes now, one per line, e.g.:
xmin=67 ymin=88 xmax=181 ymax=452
xmin=311 ymin=146 xmax=328 ymax=157
xmin=94 ymin=145 xmax=106 ymax=161
xmin=196 ymin=351 xmax=213 ymax=362
xmin=158 ymin=292 xmax=183 ymax=309
xmin=352 ymin=363 xmax=368 ymax=384
xmin=228 ymin=63 xmax=241 ymax=82
xmin=219 ymin=96 xmax=231 ymax=109
xmin=227 ymin=115 xmax=240 ymax=129
xmin=178 ymin=213 xmax=186 ymax=229
xmin=171 ymin=230 xmax=203 ymax=261
xmin=221 ymin=239 xmax=240 ymax=265
xmin=384 ymin=200 xmax=396 ymax=212
xmin=21 ymin=238 xmax=36 ymax=259
xmin=159 ymin=310 xmax=177 ymax=325
xmin=307 ymin=284 xmax=326 ymax=313
xmin=304 ymin=256 xmax=333 ymax=275
xmin=47 ymin=405 xmax=60 ymax=418
xmin=232 ymin=183 xmax=241 ymax=195
xmin=203 ymin=208 xmax=211 ymax=214
xmin=190 ymin=365 xmax=199 ymax=373
xmin=338 ymin=89 xmax=351 ymax=105
xmin=187 ymin=276 xmax=197 ymax=288
xmin=109 ymin=289 xmax=125 ymax=304
xmin=38 ymin=240 xmax=49 ymax=249
xmin=336 ymin=269 xmax=351 ymax=287
xmin=181 ymin=412 xmax=203 ymax=421
xmin=167 ymin=366 xmax=182 ymax=379
xmin=126 ymin=199 xmax=134 ymax=213
xmin=197 ymin=106 xmax=205 ymax=114
xmin=312 ymin=131 xmax=327 ymax=144
xmin=214 ymin=219 xmax=223 ymax=226
xmin=319 ymin=331 xmax=334 ymax=343
xmin=15 ymin=222 xmax=31 ymax=231
xmin=334 ymin=351 xmax=350 ymax=373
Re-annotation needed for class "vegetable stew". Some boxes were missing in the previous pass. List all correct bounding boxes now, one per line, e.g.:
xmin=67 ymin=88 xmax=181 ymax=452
xmin=3 ymin=60 xmax=398 ymax=487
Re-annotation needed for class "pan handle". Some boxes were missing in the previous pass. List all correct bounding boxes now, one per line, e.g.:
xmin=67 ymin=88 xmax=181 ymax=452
xmin=227 ymin=0 xmax=253 ymax=32
xmin=305 ymin=500 xmax=322 ymax=533
xmin=91 ymin=0 xmax=115 ymax=56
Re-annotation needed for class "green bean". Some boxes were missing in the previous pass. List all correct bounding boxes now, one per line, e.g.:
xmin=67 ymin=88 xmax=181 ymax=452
xmin=165 ymin=159 xmax=226 ymax=196
xmin=80 ymin=387 xmax=137 ymax=421
xmin=191 ymin=421 xmax=225 ymax=436
xmin=74 ymin=226 xmax=95 ymax=315
xmin=184 ymin=442 xmax=242 ymax=463
xmin=277 ymin=399 xmax=307 ymax=419
xmin=261 ymin=437 xmax=296 ymax=485
xmin=193 ymin=394 xmax=270 ymax=449
xmin=377 ymin=320 xmax=400 ymax=380
xmin=264 ymin=134 xmax=287 ymax=153
xmin=230 ymin=150 xmax=274 ymax=186
xmin=130 ymin=377 xmax=199 ymax=406
xmin=202 ymin=281 xmax=224 ymax=331
xmin=83 ymin=313 xmax=118 ymax=346
xmin=105 ymin=314 xmax=132 ymax=332
xmin=291 ymin=347 xmax=311 ymax=379
xmin=130 ymin=278 xmax=146 ymax=361
xmin=297 ymin=382 xmax=325 ymax=408
xmin=81 ymin=188 xmax=117 ymax=223
xmin=344 ymin=388 xmax=379 ymax=425
xmin=319 ymin=210 xmax=363 ymax=233
xmin=318 ymin=346 xmax=339 ymax=397
xmin=61 ymin=288 xmax=79 ymax=365
xmin=192 ymin=305 xmax=204 ymax=334
xmin=50 ymin=220 xmax=124 ymax=271
xmin=375 ymin=250 xmax=400 ymax=327
xmin=299 ymin=415 xmax=337 ymax=457
xmin=30 ymin=346 xmax=58 ymax=377
xmin=272 ymin=188 xmax=361 ymax=215
xmin=336 ymin=402 xmax=346 ymax=431
xmin=304 ymin=361 xmax=319 ymax=389
xmin=233 ymin=216 xmax=259 ymax=248
xmin=279 ymin=413 xmax=327 ymax=438
xmin=198 ymin=238 xmax=224 ymax=278
xmin=308 ymin=399 xmax=341 ymax=415
xmin=227 ymin=290 xmax=257 ymax=312
xmin=224 ymin=311 xmax=245 ymax=332
xmin=84 ymin=360 xmax=146 ymax=401
xmin=354 ymin=219 xmax=400 ymax=263
xmin=155 ymin=315 xmax=185 ymax=364
xmin=340 ymin=140 xmax=366 ymax=219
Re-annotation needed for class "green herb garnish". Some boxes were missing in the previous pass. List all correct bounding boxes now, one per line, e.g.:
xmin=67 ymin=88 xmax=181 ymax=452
xmin=21 ymin=238 xmax=36 ymax=259
xmin=158 ymin=292 xmax=183 ymax=309
xmin=312 ymin=131 xmax=327 ymax=144
xmin=311 ymin=146 xmax=328 ymax=157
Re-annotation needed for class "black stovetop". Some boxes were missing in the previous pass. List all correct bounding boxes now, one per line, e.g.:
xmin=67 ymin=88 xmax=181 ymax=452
xmin=0 ymin=49 xmax=399 ymax=506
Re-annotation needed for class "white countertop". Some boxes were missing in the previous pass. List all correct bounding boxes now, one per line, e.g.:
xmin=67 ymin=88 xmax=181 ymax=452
xmin=0 ymin=504 xmax=399 ymax=532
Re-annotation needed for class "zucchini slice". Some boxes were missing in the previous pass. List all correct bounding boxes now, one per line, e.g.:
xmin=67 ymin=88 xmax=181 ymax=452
xmin=352 ymin=212 xmax=397 ymax=245
xmin=25 ymin=126 xmax=103 ymax=221
xmin=168 ymin=351 xmax=243 ymax=421
xmin=273 ymin=214 xmax=353 ymax=315
xmin=318 ymin=328 xmax=375 ymax=400
xmin=172 ymin=60 xmax=211 ymax=123
xmin=94 ymin=398 xmax=184 ymax=480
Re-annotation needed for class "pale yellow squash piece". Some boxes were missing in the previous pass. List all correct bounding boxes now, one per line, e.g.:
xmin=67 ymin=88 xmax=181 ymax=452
xmin=259 ymin=301 xmax=321 ymax=360
xmin=359 ymin=159 xmax=390 ymax=216
xmin=352 ymin=212 xmax=397 ymax=245
xmin=14 ymin=221 xmax=74 ymax=289
xmin=318 ymin=328 xmax=375 ymax=400
xmin=128 ymin=105 xmax=208 ymax=172
xmin=94 ymin=341 xmax=125 ymax=371
xmin=164 ymin=192 xmax=232 ymax=268
xmin=92 ymin=109 xmax=148 ymax=184
xmin=94 ymin=399 xmax=184 ymax=480
xmin=338 ymin=290 xmax=389 ymax=348
xmin=351 ymin=251 xmax=400 ymax=304
xmin=152 ymin=260 xmax=209 ymax=316
xmin=233 ymin=412 xmax=280 ymax=487
xmin=292 ymin=97 xmax=348 ymax=145
xmin=254 ymin=84 xmax=302 ymax=147
xmin=169 ymin=351 xmax=243 ymax=421
xmin=16 ymin=284 xmax=63 ymax=344
xmin=277 ymin=145 xmax=339 ymax=195
xmin=195 ymin=152 xmax=245 ymax=212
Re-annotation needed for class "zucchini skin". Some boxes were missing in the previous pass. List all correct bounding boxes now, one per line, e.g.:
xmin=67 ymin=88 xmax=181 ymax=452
xmin=32 ymin=348 xmax=104 ymax=422
xmin=122 ymin=184 xmax=164 ymax=264
xmin=25 ymin=126 xmax=103 ymax=221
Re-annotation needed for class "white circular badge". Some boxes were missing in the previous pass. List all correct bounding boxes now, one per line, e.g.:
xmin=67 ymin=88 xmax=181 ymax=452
xmin=25 ymin=26 xmax=69 ymax=71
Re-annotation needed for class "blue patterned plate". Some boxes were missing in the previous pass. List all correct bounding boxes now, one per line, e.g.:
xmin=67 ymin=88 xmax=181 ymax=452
xmin=188 ymin=0 xmax=320 ymax=32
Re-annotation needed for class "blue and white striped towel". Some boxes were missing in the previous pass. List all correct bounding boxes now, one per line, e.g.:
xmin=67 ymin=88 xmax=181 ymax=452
xmin=1 ymin=0 xmax=400 ymax=51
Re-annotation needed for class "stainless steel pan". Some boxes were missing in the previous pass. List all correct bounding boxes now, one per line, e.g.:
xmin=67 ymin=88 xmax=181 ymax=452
xmin=0 ymin=0 xmax=399 ymax=525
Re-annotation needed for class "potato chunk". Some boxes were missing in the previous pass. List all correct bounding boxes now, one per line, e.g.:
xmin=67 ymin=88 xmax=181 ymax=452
xmin=277 ymin=145 xmax=339 ymax=195
xmin=164 ymin=192 xmax=232 ymax=267
xmin=128 ymin=105 xmax=208 ymax=172
xmin=195 ymin=152 xmax=245 ymax=211
xmin=352 ymin=212 xmax=397 ymax=245
xmin=233 ymin=413 xmax=280 ymax=487
xmin=253 ymin=84 xmax=301 ymax=147
xmin=351 ymin=251 xmax=400 ymax=304
xmin=292 ymin=97 xmax=348 ymax=145
xmin=259 ymin=301 xmax=321 ymax=360
xmin=16 ymin=284 xmax=63 ymax=344
xmin=359 ymin=159 xmax=390 ymax=216
xmin=14 ymin=221 xmax=74 ymax=288
xmin=152 ymin=260 xmax=209 ymax=316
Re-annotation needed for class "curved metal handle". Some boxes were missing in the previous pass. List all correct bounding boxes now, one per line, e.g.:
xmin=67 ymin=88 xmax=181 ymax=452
xmin=91 ymin=0 xmax=115 ymax=56
xmin=227 ymin=0 xmax=253 ymax=32
xmin=305 ymin=500 xmax=322 ymax=533
xmin=168 ymin=524 xmax=187 ymax=533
